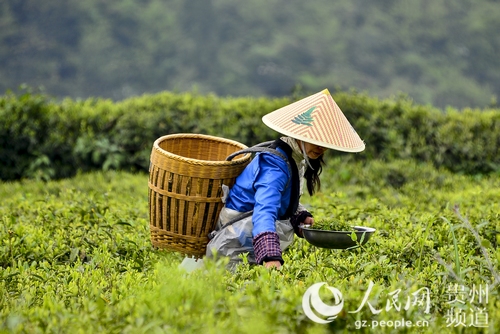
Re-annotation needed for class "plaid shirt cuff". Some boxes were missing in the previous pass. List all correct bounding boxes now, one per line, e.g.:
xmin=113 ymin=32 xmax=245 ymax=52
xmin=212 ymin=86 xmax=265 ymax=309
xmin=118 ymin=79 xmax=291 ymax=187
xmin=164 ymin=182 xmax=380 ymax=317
xmin=253 ymin=231 xmax=283 ymax=265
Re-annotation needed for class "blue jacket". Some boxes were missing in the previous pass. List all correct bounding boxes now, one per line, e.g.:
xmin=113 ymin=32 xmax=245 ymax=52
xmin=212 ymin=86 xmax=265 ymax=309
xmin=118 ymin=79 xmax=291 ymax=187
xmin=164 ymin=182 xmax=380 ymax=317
xmin=225 ymin=147 xmax=292 ymax=237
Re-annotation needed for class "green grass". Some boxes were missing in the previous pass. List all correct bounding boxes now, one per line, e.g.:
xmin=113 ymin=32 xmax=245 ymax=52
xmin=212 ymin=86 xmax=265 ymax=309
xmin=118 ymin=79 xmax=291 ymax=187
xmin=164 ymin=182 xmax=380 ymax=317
xmin=1 ymin=158 xmax=499 ymax=333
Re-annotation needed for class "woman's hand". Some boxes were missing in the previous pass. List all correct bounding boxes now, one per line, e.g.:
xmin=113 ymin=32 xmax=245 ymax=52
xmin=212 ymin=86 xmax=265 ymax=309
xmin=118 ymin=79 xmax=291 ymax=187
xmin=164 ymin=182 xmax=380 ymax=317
xmin=264 ymin=260 xmax=282 ymax=269
xmin=303 ymin=216 xmax=314 ymax=227
xmin=290 ymin=210 xmax=313 ymax=237
xmin=298 ymin=216 xmax=314 ymax=237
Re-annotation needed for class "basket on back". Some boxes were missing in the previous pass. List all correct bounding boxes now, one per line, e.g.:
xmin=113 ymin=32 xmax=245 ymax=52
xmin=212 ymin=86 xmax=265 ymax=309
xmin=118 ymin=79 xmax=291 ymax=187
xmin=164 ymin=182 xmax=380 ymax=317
xmin=148 ymin=133 xmax=251 ymax=258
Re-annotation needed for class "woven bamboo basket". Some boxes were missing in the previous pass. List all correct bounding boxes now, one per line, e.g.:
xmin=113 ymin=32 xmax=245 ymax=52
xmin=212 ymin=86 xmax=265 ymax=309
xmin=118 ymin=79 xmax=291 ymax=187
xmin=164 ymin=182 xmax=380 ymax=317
xmin=148 ymin=133 xmax=251 ymax=258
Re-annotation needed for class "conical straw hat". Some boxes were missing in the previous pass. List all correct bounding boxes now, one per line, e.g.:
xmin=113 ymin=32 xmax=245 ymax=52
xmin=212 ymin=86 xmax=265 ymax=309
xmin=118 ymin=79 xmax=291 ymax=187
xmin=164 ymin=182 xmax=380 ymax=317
xmin=262 ymin=89 xmax=365 ymax=152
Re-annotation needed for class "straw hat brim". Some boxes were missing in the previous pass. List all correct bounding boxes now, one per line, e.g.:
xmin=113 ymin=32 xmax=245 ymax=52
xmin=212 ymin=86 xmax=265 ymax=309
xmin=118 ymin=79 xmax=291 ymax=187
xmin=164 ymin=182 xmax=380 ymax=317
xmin=262 ymin=117 xmax=365 ymax=153
xmin=261 ymin=89 xmax=365 ymax=153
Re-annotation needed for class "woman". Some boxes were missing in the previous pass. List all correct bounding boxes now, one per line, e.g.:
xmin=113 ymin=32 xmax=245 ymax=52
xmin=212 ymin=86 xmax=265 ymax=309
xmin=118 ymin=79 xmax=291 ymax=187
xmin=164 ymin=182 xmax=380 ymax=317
xmin=206 ymin=89 xmax=365 ymax=269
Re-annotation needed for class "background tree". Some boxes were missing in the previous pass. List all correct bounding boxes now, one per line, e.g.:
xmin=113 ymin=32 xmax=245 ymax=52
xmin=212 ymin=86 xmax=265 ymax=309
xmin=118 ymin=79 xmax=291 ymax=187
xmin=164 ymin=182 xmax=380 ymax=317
xmin=1 ymin=0 xmax=499 ymax=109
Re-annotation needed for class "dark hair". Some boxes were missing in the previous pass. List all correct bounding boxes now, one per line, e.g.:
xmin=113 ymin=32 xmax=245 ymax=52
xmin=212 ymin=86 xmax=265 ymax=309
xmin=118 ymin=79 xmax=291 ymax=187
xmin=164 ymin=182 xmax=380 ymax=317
xmin=304 ymin=155 xmax=325 ymax=195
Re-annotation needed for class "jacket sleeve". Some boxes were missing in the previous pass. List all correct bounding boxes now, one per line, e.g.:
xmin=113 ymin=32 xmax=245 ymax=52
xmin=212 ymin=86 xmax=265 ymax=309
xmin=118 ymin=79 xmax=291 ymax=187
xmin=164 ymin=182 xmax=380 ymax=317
xmin=251 ymin=152 xmax=290 ymax=236
xmin=251 ymin=153 xmax=291 ymax=264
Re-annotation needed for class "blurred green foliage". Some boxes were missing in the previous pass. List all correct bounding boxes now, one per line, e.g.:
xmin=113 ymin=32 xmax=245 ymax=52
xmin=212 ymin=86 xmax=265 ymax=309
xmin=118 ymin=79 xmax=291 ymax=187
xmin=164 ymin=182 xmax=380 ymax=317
xmin=0 ymin=0 xmax=499 ymax=109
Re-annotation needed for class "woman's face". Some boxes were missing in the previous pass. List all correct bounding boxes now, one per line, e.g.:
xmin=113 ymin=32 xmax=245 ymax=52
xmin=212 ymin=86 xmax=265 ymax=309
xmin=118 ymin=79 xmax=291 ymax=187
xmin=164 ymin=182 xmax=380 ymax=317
xmin=299 ymin=140 xmax=328 ymax=159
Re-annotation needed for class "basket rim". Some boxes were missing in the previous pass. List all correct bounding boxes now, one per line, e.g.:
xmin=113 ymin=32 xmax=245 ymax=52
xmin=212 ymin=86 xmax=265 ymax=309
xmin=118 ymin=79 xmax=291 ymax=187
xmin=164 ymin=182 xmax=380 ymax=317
xmin=153 ymin=133 xmax=251 ymax=166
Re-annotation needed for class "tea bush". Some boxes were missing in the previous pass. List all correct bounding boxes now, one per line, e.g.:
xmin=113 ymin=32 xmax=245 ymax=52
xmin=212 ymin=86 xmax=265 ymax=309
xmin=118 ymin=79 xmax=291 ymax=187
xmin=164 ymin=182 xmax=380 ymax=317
xmin=1 ymin=87 xmax=500 ymax=181
xmin=1 ymin=157 xmax=498 ymax=333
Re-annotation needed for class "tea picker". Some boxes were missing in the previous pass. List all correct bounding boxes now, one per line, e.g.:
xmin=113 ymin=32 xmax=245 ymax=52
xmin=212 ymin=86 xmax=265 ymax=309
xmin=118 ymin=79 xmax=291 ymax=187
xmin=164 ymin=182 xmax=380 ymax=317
xmin=148 ymin=89 xmax=369 ymax=271
xmin=205 ymin=89 xmax=369 ymax=268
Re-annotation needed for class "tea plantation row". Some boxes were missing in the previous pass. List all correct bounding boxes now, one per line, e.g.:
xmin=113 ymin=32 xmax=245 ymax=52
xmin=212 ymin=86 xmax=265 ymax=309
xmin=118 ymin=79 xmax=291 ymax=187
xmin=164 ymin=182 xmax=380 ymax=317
xmin=1 ymin=157 xmax=498 ymax=333
xmin=1 ymin=87 xmax=500 ymax=181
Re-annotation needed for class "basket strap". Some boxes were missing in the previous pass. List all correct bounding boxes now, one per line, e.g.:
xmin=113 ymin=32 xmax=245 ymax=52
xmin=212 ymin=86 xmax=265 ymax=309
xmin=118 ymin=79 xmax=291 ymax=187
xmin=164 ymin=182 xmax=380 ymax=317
xmin=225 ymin=142 xmax=292 ymax=180
xmin=225 ymin=141 xmax=287 ymax=162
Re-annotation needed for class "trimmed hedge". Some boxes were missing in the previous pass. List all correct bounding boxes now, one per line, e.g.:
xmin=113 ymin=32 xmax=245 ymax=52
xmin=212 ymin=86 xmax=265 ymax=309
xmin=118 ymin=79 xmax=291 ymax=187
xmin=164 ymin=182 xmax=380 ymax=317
xmin=1 ymin=87 xmax=499 ymax=180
